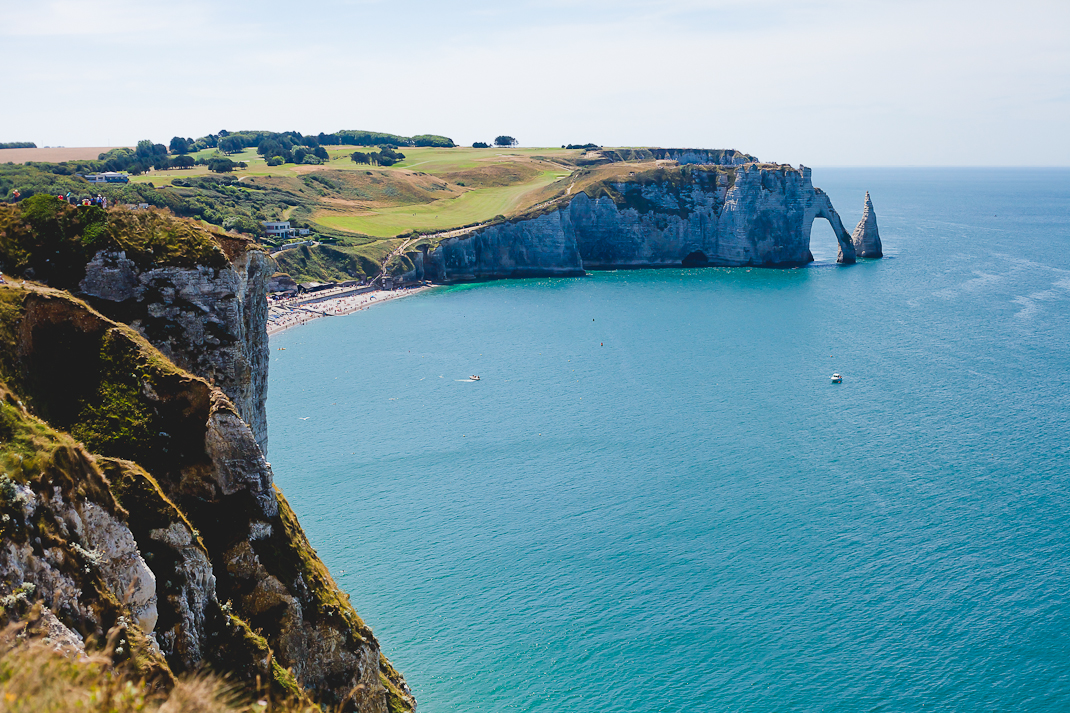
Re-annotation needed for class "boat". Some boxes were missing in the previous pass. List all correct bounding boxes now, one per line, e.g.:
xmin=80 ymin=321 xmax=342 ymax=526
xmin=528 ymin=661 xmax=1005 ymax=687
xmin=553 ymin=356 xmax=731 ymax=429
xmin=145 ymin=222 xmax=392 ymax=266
xmin=831 ymin=373 xmax=842 ymax=383
xmin=470 ymin=375 xmax=481 ymax=381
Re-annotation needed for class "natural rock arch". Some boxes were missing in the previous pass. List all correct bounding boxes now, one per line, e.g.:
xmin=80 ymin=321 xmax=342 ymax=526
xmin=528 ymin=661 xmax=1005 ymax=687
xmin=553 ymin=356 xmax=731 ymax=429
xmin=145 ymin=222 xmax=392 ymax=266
xmin=807 ymin=190 xmax=856 ymax=264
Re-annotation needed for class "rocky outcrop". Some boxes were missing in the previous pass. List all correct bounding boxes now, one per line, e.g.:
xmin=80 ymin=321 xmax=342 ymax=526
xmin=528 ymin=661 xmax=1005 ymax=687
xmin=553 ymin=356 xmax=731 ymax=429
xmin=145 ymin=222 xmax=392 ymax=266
xmin=851 ymin=191 xmax=883 ymax=258
xmin=430 ymin=211 xmax=585 ymax=281
xmin=648 ymin=148 xmax=757 ymax=165
xmin=0 ymin=284 xmax=414 ymax=711
xmin=268 ymin=272 xmax=298 ymax=293
xmin=429 ymin=164 xmax=860 ymax=280
xmin=0 ymin=385 xmax=171 ymax=685
xmin=79 ymin=240 xmax=272 ymax=455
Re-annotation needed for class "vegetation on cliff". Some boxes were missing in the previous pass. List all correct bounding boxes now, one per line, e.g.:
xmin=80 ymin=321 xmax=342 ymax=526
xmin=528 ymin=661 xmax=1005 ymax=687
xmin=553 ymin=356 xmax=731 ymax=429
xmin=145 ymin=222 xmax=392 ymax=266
xmin=0 ymin=617 xmax=328 ymax=712
xmin=0 ymin=196 xmax=229 ymax=286
xmin=0 ymin=201 xmax=415 ymax=711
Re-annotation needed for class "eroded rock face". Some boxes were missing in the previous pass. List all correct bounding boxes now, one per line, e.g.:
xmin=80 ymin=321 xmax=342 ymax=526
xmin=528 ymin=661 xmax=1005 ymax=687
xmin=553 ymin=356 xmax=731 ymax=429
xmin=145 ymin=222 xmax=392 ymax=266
xmin=851 ymin=191 xmax=883 ymax=258
xmin=431 ymin=211 xmax=585 ymax=281
xmin=267 ymin=273 xmax=298 ymax=293
xmin=650 ymin=148 xmax=756 ymax=165
xmin=148 ymin=521 xmax=215 ymax=668
xmin=79 ymin=246 xmax=272 ymax=455
xmin=0 ymin=439 xmax=156 ymax=640
xmin=2 ymin=287 xmax=413 ymax=711
xmin=429 ymin=164 xmax=858 ymax=280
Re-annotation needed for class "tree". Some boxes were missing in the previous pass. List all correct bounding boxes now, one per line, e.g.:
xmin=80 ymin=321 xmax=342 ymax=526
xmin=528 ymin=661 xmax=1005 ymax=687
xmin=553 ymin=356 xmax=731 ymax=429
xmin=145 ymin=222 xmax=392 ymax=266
xmin=350 ymin=152 xmax=372 ymax=165
xmin=208 ymin=158 xmax=236 ymax=173
xmin=169 ymin=136 xmax=190 ymax=154
xmin=494 ymin=136 xmax=517 ymax=147
xmin=313 ymin=146 xmax=329 ymax=160
xmin=136 ymin=140 xmax=168 ymax=159
xmin=173 ymin=155 xmax=195 ymax=169
xmin=219 ymin=136 xmax=244 ymax=154
xmin=257 ymin=139 xmax=282 ymax=157
xmin=375 ymin=147 xmax=405 ymax=166
xmin=472 ymin=142 xmax=489 ymax=149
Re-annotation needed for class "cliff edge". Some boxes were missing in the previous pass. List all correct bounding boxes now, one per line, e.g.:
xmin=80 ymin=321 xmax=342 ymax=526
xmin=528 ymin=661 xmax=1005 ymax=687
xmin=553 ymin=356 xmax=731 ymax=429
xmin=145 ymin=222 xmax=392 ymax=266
xmin=0 ymin=198 xmax=414 ymax=712
xmin=428 ymin=162 xmax=874 ymax=281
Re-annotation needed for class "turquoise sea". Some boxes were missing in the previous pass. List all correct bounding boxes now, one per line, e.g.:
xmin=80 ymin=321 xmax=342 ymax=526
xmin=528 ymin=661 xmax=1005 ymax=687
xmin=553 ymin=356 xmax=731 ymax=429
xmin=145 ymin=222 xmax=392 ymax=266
xmin=268 ymin=169 xmax=1070 ymax=712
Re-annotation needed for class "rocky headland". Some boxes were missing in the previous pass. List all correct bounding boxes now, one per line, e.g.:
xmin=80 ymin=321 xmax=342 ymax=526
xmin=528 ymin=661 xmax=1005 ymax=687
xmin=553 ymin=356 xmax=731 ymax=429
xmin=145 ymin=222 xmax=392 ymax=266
xmin=427 ymin=161 xmax=880 ymax=282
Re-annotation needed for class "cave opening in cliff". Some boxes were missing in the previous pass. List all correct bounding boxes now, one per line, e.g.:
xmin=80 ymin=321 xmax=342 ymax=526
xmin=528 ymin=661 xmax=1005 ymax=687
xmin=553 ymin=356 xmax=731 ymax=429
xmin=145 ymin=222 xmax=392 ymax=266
xmin=809 ymin=218 xmax=841 ymax=263
xmin=682 ymin=250 xmax=709 ymax=267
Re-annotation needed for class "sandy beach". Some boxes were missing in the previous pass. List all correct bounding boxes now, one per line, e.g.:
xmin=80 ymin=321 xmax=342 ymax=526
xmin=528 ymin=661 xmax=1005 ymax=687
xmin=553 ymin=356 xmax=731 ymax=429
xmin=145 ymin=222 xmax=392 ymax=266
xmin=267 ymin=285 xmax=434 ymax=336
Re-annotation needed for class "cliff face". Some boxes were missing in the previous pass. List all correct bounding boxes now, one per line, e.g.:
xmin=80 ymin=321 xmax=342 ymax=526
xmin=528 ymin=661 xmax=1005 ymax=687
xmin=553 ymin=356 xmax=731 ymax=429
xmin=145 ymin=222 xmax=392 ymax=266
xmin=0 ymin=285 xmax=413 ymax=711
xmin=0 ymin=200 xmax=414 ymax=712
xmin=577 ymin=147 xmax=759 ymax=166
xmin=79 ymin=241 xmax=272 ymax=455
xmin=648 ymin=148 xmax=757 ymax=166
xmin=0 ymin=201 xmax=270 ymax=454
xmin=430 ymin=164 xmax=860 ymax=280
xmin=430 ymin=211 xmax=585 ymax=281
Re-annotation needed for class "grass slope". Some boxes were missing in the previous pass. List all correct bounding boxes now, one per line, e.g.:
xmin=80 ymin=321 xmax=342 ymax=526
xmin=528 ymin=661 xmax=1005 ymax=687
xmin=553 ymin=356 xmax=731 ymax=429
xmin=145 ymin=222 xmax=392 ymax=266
xmin=316 ymin=168 xmax=567 ymax=237
xmin=129 ymin=147 xmax=584 ymax=238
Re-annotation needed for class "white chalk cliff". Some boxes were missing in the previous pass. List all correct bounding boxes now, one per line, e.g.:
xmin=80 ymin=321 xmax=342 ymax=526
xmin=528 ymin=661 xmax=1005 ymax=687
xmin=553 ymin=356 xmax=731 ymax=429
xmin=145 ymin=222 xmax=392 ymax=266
xmin=429 ymin=163 xmax=879 ymax=280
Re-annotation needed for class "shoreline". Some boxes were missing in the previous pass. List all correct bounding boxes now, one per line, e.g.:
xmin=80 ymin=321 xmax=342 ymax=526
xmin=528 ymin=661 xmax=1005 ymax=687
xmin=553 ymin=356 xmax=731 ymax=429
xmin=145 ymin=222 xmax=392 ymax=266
xmin=267 ymin=285 xmax=436 ymax=336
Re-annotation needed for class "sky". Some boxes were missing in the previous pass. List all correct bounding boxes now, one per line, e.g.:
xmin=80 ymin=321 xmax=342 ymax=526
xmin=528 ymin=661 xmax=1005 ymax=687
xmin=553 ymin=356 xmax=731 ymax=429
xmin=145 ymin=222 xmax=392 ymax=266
xmin=1 ymin=0 xmax=1068 ymax=165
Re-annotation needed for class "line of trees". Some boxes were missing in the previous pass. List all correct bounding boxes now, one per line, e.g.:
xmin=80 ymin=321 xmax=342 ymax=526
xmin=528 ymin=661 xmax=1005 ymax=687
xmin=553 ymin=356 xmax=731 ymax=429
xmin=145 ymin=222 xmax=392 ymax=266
xmin=2 ymin=127 xmax=458 ymax=189
xmin=472 ymin=137 xmax=518 ymax=148
xmin=0 ymin=142 xmax=36 ymax=149
xmin=350 ymin=147 xmax=406 ymax=166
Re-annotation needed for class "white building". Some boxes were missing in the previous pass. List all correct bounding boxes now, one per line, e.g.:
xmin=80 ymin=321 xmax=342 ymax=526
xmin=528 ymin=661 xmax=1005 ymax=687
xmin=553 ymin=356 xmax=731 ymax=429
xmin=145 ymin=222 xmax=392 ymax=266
xmin=263 ymin=221 xmax=296 ymax=239
xmin=84 ymin=172 xmax=130 ymax=184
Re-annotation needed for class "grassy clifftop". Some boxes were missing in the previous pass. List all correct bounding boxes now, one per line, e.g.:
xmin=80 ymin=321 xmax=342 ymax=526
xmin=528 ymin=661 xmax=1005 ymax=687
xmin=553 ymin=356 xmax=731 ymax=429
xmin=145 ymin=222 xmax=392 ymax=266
xmin=0 ymin=196 xmax=232 ymax=286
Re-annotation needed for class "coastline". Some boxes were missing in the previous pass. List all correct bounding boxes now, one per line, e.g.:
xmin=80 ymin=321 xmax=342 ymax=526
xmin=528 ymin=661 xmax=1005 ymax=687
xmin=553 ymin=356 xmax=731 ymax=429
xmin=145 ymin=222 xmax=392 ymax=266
xmin=267 ymin=284 xmax=435 ymax=336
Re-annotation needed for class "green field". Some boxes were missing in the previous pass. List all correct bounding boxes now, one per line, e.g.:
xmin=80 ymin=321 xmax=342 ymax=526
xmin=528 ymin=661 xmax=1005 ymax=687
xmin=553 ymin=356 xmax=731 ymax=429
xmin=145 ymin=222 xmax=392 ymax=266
xmin=127 ymin=145 xmax=592 ymax=237
xmin=316 ymin=168 xmax=569 ymax=237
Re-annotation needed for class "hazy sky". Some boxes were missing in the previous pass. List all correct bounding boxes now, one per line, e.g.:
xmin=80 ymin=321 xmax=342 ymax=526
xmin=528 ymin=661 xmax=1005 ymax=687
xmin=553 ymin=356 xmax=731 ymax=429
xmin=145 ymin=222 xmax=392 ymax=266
xmin=2 ymin=0 xmax=1068 ymax=165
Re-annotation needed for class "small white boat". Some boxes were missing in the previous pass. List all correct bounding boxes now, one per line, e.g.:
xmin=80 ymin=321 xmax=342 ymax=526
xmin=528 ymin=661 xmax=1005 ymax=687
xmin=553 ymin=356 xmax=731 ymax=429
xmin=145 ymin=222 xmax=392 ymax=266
xmin=470 ymin=375 xmax=481 ymax=381
xmin=831 ymin=373 xmax=842 ymax=383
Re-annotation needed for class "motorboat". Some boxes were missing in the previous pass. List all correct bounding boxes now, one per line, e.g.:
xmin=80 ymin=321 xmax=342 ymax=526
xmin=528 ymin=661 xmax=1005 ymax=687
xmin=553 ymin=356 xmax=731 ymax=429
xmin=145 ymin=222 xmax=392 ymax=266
xmin=470 ymin=375 xmax=481 ymax=381
xmin=831 ymin=373 xmax=842 ymax=383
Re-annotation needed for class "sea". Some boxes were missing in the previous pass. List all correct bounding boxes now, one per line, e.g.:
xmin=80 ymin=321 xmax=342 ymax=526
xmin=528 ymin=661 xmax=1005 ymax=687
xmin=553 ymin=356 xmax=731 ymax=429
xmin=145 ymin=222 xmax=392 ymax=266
xmin=267 ymin=168 xmax=1070 ymax=712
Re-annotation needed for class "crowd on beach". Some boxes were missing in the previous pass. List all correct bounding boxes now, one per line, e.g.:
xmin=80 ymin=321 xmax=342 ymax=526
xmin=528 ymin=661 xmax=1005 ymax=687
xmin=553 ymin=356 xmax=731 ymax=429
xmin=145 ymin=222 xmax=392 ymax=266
xmin=267 ymin=285 xmax=430 ymax=335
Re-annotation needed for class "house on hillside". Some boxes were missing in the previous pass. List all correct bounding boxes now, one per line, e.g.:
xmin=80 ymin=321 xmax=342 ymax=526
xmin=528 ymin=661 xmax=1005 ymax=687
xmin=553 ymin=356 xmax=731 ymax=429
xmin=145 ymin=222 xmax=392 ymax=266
xmin=84 ymin=172 xmax=130 ymax=184
xmin=263 ymin=221 xmax=296 ymax=239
